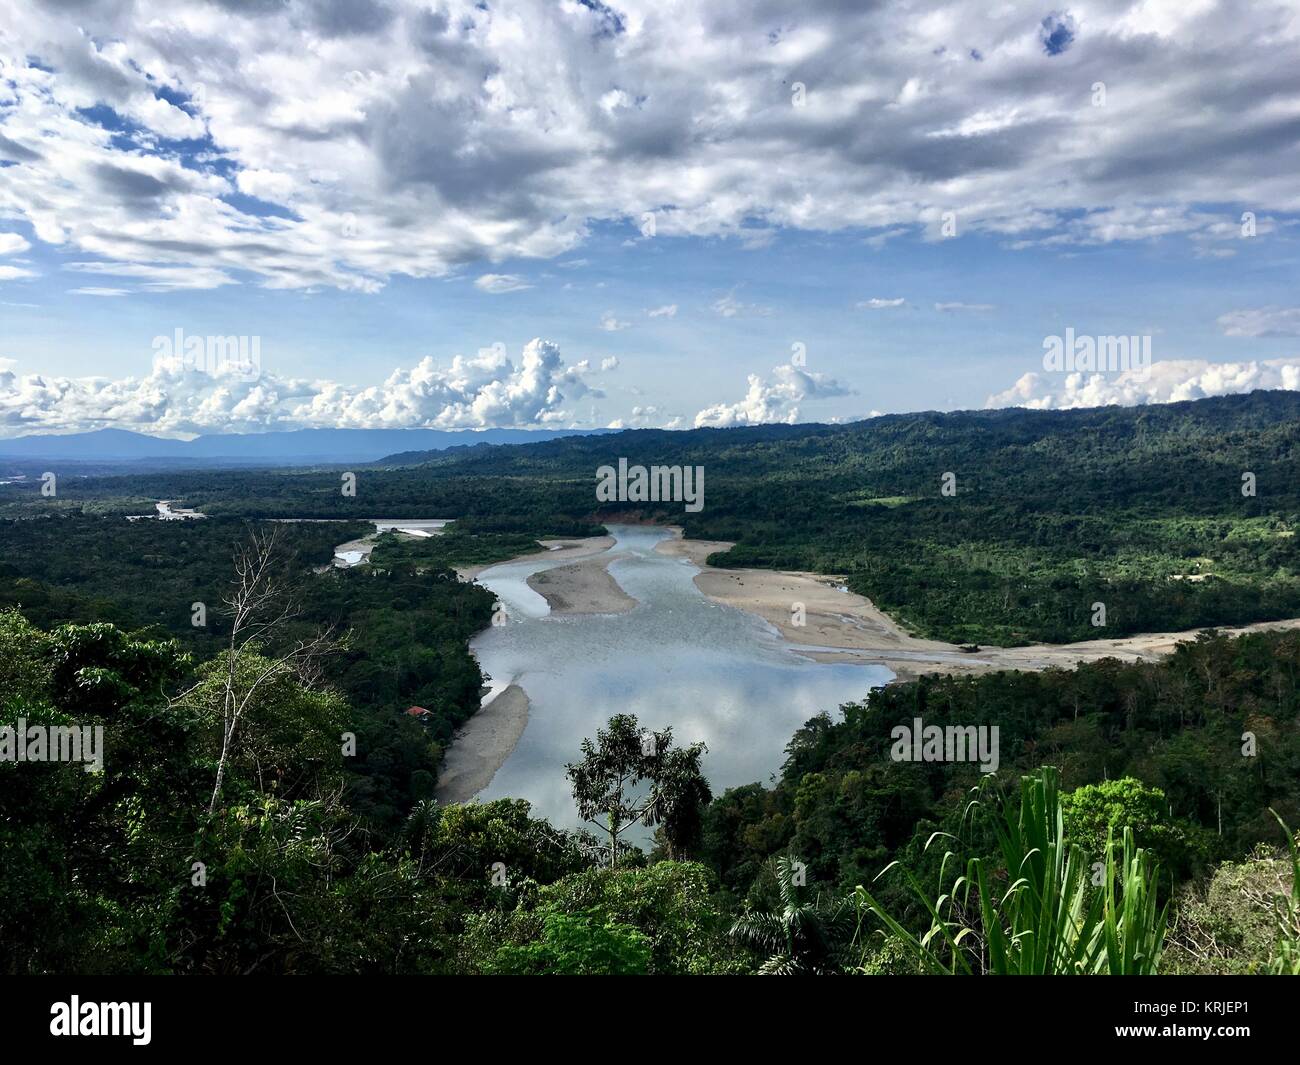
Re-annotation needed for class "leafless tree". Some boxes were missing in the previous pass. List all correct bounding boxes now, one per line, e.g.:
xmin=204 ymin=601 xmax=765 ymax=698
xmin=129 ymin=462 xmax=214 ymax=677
xmin=204 ymin=526 xmax=333 ymax=818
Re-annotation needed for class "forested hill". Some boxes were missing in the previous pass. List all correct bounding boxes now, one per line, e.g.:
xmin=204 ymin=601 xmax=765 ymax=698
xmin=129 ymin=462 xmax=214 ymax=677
xmin=380 ymin=390 xmax=1300 ymax=646
xmin=381 ymin=389 xmax=1300 ymax=491
xmin=5 ymin=390 xmax=1299 ymax=646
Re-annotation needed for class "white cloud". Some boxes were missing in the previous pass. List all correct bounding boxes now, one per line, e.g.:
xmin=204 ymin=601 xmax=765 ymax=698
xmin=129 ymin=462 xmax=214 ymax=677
xmin=599 ymin=311 xmax=630 ymax=331
xmin=65 ymin=261 xmax=234 ymax=291
xmin=712 ymin=292 xmax=772 ymax=318
xmin=694 ymin=364 xmax=852 ymax=427
xmin=0 ymin=337 xmax=610 ymax=436
xmin=935 ymin=301 xmax=996 ymax=313
xmin=0 ymin=266 xmax=37 ymax=281
xmin=858 ymin=297 xmax=906 ymax=309
xmin=0 ymin=233 xmax=30 ymax=256
xmin=1217 ymin=307 xmax=1300 ymax=338
xmin=609 ymin=403 xmax=677 ymax=429
xmin=646 ymin=304 xmax=677 ymax=318
xmin=986 ymin=358 xmax=1300 ymax=410
xmin=474 ymin=273 xmax=532 ymax=294
xmin=70 ymin=287 xmax=129 ymax=297
xmin=0 ymin=1 xmax=1295 ymax=294
xmin=865 ymin=228 xmax=909 ymax=250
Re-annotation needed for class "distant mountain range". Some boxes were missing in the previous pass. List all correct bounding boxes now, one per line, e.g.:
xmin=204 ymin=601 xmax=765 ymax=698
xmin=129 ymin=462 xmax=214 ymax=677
xmin=0 ymin=427 xmax=612 ymax=466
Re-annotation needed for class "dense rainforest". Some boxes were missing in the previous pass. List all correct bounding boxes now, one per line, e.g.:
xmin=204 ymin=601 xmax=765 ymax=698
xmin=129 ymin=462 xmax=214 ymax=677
xmin=0 ymin=515 xmax=514 ymax=829
xmin=3 ymin=605 xmax=1298 ymax=974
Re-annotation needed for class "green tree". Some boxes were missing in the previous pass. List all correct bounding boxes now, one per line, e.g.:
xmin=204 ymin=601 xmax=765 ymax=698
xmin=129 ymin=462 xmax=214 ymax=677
xmin=465 ymin=861 xmax=739 ymax=975
xmin=729 ymin=855 xmax=853 ymax=975
xmin=566 ymin=713 xmax=710 ymax=866
xmin=487 ymin=910 xmax=651 ymax=975
xmin=1062 ymin=777 xmax=1210 ymax=885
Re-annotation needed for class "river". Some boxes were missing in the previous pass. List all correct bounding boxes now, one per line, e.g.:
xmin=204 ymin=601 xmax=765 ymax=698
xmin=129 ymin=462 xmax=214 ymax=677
xmin=468 ymin=524 xmax=892 ymax=830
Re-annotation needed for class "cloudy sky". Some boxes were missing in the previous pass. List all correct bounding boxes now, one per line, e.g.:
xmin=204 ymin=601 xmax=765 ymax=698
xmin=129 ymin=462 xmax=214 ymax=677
xmin=1 ymin=0 xmax=1298 ymax=437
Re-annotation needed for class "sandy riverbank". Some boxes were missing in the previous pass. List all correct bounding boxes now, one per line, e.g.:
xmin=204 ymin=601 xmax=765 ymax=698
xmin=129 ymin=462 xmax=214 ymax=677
xmin=454 ymin=535 xmax=616 ymax=581
xmin=526 ymin=557 xmax=636 ymax=615
xmin=655 ymin=527 xmax=1300 ymax=682
xmin=435 ymin=683 xmax=531 ymax=804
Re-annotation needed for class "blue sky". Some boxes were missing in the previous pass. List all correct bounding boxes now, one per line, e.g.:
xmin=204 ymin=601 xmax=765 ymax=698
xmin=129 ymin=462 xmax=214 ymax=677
xmin=6 ymin=217 xmax=1300 ymax=424
xmin=2 ymin=0 xmax=1299 ymax=436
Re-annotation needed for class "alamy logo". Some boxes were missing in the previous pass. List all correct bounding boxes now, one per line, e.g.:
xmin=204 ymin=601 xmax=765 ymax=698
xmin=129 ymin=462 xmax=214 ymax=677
xmin=152 ymin=327 xmax=261 ymax=380
xmin=596 ymin=458 xmax=704 ymax=513
xmin=890 ymin=717 xmax=999 ymax=774
xmin=50 ymin=996 xmax=151 ymax=1045
xmin=1042 ymin=328 xmax=1150 ymax=378
xmin=0 ymin=719 xmax=104 ymax=772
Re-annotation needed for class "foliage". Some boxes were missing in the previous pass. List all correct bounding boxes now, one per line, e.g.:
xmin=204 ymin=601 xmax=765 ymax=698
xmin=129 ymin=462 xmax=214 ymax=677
xmin=854 ymin=768 xmax=1168 ymax=974
xmin=1266 ymin=812 xmax=1300 ymax=975
xmin=566 ymin=713 xmax=711 ymax=865
xmin=1164 ymin=837 xmax=1298 ymax=975
xmin=487 ymin=911 xmax=652 ymax=975
xmin=1061 ymin=777 xmax=1213 ymax=886
xmin=471 ymin=862 xmax=737 ymax=975
xmin=729 ymin=855 xmax=855 ymax=975
xmin=0 ymin=515 xmax=496 ymax=830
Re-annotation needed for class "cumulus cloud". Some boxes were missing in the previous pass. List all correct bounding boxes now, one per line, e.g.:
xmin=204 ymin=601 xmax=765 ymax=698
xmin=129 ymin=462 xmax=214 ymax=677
xmin=0 ymin=233 xmax=30 ymax=256
xmin=1217 ymin=307 xmax=1300 ymax=338
xmin=0 ymin=1 xmax=1296 ymax=294
xmin=694 ymin=364 xmax=853 ymax=427
xmin=599 ymin=311 xmax=630 ymax=331
xmin=608 ymin=404 xmax=681 ymax=430
xmin=0 ymin=338 xmax=610 ymax=436
xmin=858 ymin=297 xmax=906 ymax=309
xmin=985 ymin=358 xmax=1300 ymax=410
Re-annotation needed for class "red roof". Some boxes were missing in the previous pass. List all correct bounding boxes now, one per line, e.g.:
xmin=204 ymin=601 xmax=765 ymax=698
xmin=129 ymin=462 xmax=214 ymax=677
xmin=405 ymin=706 xmax=431 ymax=717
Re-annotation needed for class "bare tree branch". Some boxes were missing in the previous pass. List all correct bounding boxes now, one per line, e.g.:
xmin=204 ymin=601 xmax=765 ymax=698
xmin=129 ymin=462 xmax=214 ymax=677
xmin=204 ymin=526 xmax=333 ymax=818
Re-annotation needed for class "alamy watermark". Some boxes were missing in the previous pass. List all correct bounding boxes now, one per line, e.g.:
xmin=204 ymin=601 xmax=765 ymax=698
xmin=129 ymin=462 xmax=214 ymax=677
xmin=152 ymin=327 xmax=261 ymax=380
xmin=50 ymin=996 xmax=150 ymax=1045
xmin=1 ymin=719 xmax=104 ymax=772
xmin=596 ymin=458 xmax=704 ymax=513
xmin=1042 ymin=327 xmax=1150 ymax=378
xmin=890 ymin=717 xmax=999 ymax=774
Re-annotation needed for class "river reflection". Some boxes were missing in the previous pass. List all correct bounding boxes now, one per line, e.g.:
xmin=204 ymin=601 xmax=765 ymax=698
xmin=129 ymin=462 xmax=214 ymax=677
xmin=469 ymin=525 xmax=892 ymax=831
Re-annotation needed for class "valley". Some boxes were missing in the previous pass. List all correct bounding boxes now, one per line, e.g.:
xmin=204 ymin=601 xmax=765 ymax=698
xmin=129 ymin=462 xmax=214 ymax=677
xmin=4 ymin=393 xmax=1300 ymax=978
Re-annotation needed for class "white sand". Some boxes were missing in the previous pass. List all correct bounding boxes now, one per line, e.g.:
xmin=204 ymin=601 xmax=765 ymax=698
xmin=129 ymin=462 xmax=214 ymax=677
xmin=526 ymin=557 xmax=636 ymax=615
xmin=435 ymin=683 xmax=531 ymax=804
xmin=656 ymin=527 xmax=1300 ymax=683
xmin=455 ymin=535 xmax=616 ymax=581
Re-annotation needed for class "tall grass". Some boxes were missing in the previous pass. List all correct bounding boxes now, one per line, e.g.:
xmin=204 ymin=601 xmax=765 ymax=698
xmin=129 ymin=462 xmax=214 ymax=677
xmin=853 ymin=767 xmax=1167 ymax=975
xmin=1267 ymin=810 xmax=1300 ymax=976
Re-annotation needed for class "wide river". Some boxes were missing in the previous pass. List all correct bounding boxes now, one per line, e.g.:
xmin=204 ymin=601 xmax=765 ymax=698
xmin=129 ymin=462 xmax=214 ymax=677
xmin=469 ymin=524 xmax=892 ymax=829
